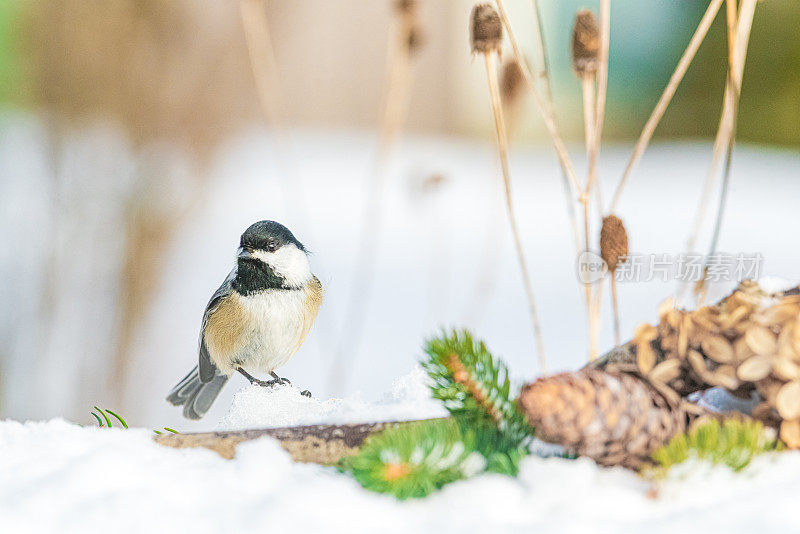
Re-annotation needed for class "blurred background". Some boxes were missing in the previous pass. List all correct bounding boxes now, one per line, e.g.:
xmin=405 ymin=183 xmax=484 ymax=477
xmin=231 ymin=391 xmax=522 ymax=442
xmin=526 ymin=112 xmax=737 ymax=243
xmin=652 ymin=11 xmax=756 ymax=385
xmin=0 ymin=0 xmax=798 ymax=430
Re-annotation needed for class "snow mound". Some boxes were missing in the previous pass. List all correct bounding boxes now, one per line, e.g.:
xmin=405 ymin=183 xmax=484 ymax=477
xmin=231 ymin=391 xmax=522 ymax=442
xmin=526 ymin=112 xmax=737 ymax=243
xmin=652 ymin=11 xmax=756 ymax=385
xmin=219 ymin=366 xmax=446 ymax=430
xmin=2 ymin=417 xmax=800 ymax=533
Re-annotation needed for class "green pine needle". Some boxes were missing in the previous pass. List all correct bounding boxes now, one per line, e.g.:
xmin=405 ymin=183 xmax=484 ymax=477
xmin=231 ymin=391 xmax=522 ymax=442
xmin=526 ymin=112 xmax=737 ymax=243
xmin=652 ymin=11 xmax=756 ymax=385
xmin=652 ymin=418 xmax=782 ymax=475
xmin=104 ymin=409 xmax=128 ymax=429
xmin=91 ymin=411 xmax=104 ymax=427
xmin=343 ymin=419 xmax=486 ymax=500
xmin=422 ymin=329 xmax=534 ymax=466
xmin=89 ymin=406 xmax=177 ymax=434
xmin=93 ymin=406 xmax=112 ymax=428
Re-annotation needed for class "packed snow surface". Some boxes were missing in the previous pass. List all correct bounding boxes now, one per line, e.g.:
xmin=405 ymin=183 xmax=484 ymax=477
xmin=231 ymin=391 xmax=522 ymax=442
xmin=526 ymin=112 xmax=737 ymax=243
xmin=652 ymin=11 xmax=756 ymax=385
xmin=3 ymin=369 xmax=800 ymax=533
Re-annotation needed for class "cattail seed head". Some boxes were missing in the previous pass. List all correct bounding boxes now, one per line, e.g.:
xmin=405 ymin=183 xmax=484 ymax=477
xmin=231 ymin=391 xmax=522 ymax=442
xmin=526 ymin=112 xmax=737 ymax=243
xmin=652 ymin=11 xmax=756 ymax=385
xmin=395 ymin=0 xmax=416 ymax=15
xmin=407 ymin=26 xmax=424 ymax=55
xmin=571 ymin=9 xmax=600 ymax=77
xmin=470 ymin=3 xmax=503 ymax=55
xmin=500 ymin=58 xmax=525 ymax=105
xmin=600 ymin=215 xmax=629 ymax=272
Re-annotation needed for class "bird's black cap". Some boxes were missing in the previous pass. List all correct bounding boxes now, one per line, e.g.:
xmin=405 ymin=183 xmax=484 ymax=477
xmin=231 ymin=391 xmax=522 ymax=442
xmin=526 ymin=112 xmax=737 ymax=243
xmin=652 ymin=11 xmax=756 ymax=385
xmin=240 ymin=220 xmax=306 ymax=252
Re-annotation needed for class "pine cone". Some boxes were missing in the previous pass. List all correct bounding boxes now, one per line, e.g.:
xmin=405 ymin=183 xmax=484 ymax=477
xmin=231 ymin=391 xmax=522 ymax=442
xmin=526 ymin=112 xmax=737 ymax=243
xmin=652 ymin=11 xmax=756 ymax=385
xmin=592 ymin=281 xmax=800 ymax=449
xmin=519 ymin=369 xmax=685 ymax=469
xmin=571 ymin=10 xmax=599 ymax=76
xmin=600 ymin=215 xmax=628 ymax=272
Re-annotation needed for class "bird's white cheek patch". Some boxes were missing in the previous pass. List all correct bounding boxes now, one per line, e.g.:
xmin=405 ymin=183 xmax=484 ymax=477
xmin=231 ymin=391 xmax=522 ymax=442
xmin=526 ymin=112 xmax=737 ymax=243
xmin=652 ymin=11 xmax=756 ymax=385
xmin=253 ymin=245 xmax=311 ymax=287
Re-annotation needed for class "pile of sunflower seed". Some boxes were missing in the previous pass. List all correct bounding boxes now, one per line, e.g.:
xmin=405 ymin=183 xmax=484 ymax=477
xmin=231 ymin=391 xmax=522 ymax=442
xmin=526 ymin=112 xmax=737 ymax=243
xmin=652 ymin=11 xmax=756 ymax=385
xmin=631 ymin=281 xmax=800 ymax=448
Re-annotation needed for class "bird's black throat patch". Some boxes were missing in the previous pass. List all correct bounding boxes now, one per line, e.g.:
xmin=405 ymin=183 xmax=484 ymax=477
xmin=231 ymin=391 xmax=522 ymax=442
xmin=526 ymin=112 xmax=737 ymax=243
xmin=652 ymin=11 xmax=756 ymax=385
xmin=233 ymin=257 xmax=288 ymax=295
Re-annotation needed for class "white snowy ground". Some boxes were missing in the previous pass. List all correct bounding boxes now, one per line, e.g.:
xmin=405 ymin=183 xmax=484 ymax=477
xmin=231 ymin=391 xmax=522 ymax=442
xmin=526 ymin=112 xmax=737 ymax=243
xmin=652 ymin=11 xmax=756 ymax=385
xmin=3 ymin=368 xmax=800 ymax=533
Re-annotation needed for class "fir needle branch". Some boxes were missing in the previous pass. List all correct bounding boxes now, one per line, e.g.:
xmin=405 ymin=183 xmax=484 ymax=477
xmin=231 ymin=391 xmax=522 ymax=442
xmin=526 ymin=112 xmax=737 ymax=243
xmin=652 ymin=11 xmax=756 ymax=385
xmin=483 ymin=51 xmax=547 ymax=373
xmin=609 ymin=0 xmax=724 ymax=213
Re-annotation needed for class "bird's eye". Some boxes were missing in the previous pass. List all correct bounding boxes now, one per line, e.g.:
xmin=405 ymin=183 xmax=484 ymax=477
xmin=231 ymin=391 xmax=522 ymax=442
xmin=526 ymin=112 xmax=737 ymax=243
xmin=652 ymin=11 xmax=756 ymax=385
xmin=267 ymin=241 xmax=277 ymax=252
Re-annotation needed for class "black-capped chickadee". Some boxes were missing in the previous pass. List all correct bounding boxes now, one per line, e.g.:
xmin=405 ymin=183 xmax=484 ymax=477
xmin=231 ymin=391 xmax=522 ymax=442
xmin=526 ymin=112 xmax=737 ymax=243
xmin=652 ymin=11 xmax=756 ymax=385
xmin=167 ymin=220 xmax=322 ymax=419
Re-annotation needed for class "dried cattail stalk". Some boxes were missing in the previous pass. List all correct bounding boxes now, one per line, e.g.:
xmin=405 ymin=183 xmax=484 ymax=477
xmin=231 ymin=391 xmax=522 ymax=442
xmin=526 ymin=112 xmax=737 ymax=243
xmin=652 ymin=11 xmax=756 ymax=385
xmin=528 ymin=0 xmax=583 ymax=258
xmin=470 ymin=3 xmax=503 ymax=55
xmin=472 ymin=4 xmax=547 ymax=372
xmin=600 ymin=215 xmax=628 ymax=344
xmin=609 ymin=0 xmax=724 ymax=213
xmin=571 ymin=9 xmax=600 ymax=360
xmin=491 ymin=0 xmax=581 ymax=196
xmin=519 ymin=369 xmax=686 ymax=470
xmin=571 ymin=10 xmax=599 ymax=77
xmin=695 ymin=0 xmax=758 ymax=298
xmin=585 ymin=0 xmax=610 ymax=202
xmin=600 ymin=215 xmax=628 ymax=272
xmin=330 ymin=0 xmax=423 ymax=389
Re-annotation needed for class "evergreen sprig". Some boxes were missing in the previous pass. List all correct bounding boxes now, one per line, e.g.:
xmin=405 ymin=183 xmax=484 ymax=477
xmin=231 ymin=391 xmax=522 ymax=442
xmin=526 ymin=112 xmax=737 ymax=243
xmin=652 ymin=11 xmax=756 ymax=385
xmin=343 ymin=419 xmax=486 ymax=500
xmin=89 ymin=406 xmax=178 ymax=435
xmin=423 ymin=329 xmax=534 ymax=466
xmin=652 ymin=418 xmax=782 ymax=474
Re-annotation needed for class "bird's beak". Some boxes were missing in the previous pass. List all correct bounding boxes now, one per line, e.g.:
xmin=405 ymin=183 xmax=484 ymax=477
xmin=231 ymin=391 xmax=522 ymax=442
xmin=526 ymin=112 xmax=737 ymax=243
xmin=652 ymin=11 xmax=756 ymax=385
xmin=237 ymin=246 xmax=254 ymax=259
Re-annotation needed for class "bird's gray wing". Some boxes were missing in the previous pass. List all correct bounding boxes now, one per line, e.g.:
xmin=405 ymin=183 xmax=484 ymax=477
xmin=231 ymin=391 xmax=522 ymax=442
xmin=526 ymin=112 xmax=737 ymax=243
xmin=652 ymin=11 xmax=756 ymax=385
xmin=198 ymin=268 xmax=236 ymax=383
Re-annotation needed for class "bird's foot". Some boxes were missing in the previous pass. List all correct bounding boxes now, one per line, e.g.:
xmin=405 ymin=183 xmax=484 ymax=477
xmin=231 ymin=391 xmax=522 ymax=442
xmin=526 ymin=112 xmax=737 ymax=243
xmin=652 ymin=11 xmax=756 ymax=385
xmin=270 ymin=372 xmax=292 ymax=385
xmin=238 ymin=367 xmax=281 ymax=388
xmin=269 ymin=372 xmax=311 ymax=397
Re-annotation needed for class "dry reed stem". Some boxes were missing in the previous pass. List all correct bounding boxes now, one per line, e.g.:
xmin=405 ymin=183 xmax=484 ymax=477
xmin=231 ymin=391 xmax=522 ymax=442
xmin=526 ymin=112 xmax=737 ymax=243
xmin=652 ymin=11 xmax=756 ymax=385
xmin=585 ymin=0 xmax=609 ymax=201
xmin=698 ymin=0 xmax=758 ymax=297
xmin=529 ymin=0 xmax=583 ymax=256
xmin=580 ymin=74 xmax=598 ymax=359
xmin=483 ymin=51 xmax=547 ymax=373
xmin=608 ymin=0 xmax=724 ymax=213
xmin=681 ymin=0 xmax=757 ymax=304
xmin=581 ymin=76 xmax=597 ymax=155
xmin=239 ymin=0 xmax=311 ymax=226
xmin=589 ymin=275 xmax=604 ymax=360
xmin=493 ymin=0 xmax=581 ymax=198
xmin=610 ymin=275 xmax=621 ymax=345
xmin=330 ymin=4 xmax=419 ymax=388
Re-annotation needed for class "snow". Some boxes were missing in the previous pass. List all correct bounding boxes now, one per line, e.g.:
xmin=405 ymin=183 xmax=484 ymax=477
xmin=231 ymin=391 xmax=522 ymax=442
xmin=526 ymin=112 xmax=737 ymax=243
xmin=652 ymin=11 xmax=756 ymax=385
xmin=3 ymin=409 xmax=800 ymax=532
xmin=219 ymin=365 xmax=446 ymax=429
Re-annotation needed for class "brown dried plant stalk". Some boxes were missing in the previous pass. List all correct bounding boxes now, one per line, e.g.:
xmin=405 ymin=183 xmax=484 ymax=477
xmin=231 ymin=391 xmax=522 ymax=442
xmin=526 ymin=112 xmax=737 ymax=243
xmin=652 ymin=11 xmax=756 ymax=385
xmin=695 ymin=0 xmax=758 ymax=302
xmin=492 ymin=0 xmax=581 ymax=198
xmin=331 ymin=1 xmax=421 ymax=387
xmin=529 ymin=0 xmax=582 ymax=256
xmin=239 ymin=0 xmax=309 ymax=224
xmin=609 ymin=0 xmax=724 ymax=213
xmin=472 ymin=4 xmax=547 ymax=371
xmin=485 ymin=52 xmax=547 ymax=373
xmin=572 ymin=9 xmax=601 ymax=359
xmin=585 ymin=0 xmax=609 ymax=202
xmin=600 ymin=215 xmax=629 ymax=345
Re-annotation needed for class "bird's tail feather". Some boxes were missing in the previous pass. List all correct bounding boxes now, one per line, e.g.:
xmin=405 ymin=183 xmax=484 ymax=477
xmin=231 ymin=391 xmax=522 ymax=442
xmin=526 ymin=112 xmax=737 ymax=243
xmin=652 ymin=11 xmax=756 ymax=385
xmin=166 ymin=366 xmax=229 ymax=420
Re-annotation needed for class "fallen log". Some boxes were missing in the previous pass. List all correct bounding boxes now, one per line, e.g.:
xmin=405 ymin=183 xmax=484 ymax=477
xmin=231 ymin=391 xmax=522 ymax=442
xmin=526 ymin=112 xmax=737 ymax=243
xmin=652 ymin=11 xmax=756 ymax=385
xmin=154 ymin=419 xmax=443 ymax=463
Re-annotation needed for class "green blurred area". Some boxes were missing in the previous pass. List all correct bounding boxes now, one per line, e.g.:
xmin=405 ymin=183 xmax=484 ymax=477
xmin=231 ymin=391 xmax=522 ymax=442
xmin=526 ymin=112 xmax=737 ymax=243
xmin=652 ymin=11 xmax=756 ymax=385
xmin=657 ymin=0 xmax=800 ymax=148
xmin=0 ymin=0 xmax=23 ymax=105
xmin=0 ymin=1 xmax=797 ymax=148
